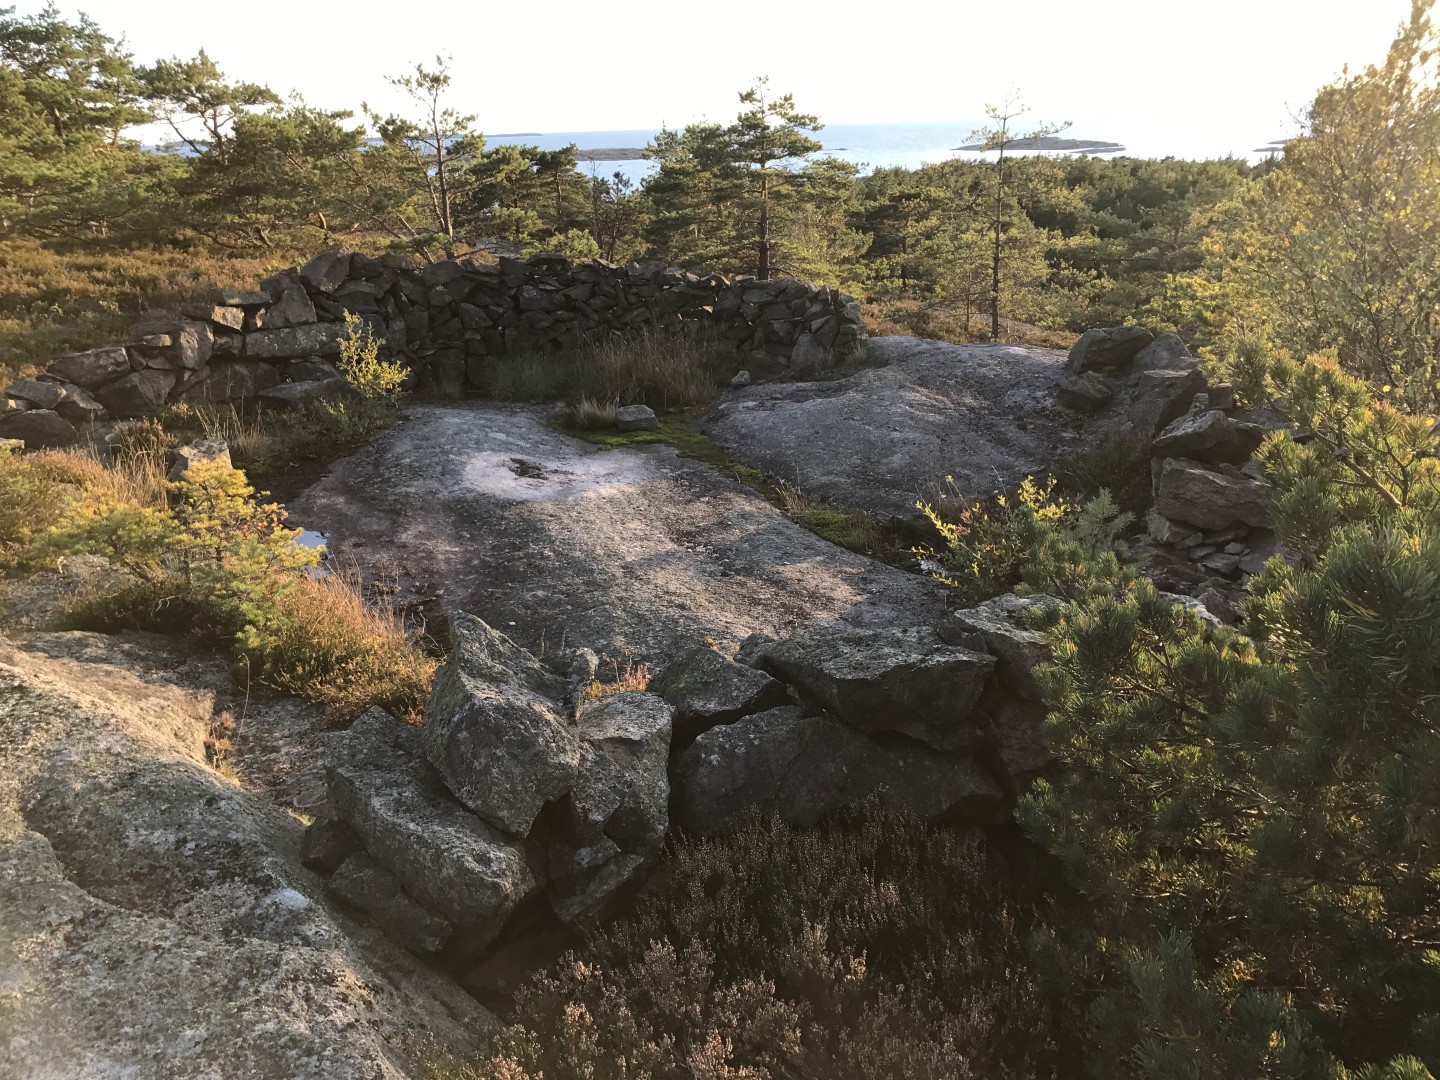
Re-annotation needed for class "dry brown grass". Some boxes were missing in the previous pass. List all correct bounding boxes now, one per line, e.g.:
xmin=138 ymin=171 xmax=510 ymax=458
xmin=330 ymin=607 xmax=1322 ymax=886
xmin=866 ymin=298 xmax=1073 ymax=349
xmin=237 ymin=566 xmax=438 ymax=726
xmin=578 ymin=655 xmax=652 ymax=705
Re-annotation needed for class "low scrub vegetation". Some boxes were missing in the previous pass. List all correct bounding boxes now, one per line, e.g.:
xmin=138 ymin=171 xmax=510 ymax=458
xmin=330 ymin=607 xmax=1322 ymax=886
xmin=488 ymin=326 xmax=732 ymax=412
xmin=0 ymin=445 xmax=431 ymax=723
xmin=442 ymin=808 xmax=1061 ymax=1080
xmin=916 ymin=475 xmax=1134 ymax=603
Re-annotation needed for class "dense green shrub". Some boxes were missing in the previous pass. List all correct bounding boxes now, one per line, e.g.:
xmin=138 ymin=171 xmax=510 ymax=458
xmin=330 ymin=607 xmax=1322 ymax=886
xmin=1021 ymin=350 xmax=1440 ymax=1076
xmin=916 ymin=475 xmax=1135 ymax=604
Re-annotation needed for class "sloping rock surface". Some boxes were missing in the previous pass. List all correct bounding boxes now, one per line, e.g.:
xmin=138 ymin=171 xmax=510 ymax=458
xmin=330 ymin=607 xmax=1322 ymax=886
xmin=701 ymin=337 xmax=1127 ymax=516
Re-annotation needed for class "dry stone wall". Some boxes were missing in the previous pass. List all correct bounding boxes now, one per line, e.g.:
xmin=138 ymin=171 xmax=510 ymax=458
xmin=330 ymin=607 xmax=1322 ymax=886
xmin=2 ymin=250 xmax=870 ymax=445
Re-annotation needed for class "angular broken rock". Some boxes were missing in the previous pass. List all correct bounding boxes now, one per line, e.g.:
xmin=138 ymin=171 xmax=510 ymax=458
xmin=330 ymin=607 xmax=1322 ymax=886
xmin=649 ymin=645 xmax=787 ymax=743
xmin=47 ymin=346 xmax=132 ymax=388
xmin=244 ymin=323 xmax=347 ymax=360
xmin=422 ymin=615 xmax=578 ymax=836
xmin=671 ymin=706 xmax=1003 ymax=835
xmin=93 ymin=370 xmax=177 ymax=418
xmin=53 ymin=382 xmax=106 ymax=423
xmin=175 ymin=360 xmax=282 ymax=404
xmin=325 ymin=708 xmax=541 ymax=947
xmin=1067 ymin=325 xmax=1155 ymax=374
xmin=936 ymin=593 xmax=1061 ymax=703
xmin=1131 ymin=332 xmax=1197 ymax=373
xmin=167 ymin=439 xmax=232 ymax=482
xmin=614 ymin=404 xmax=658 ymax=432
xmin=5 ymin=377 xmax=65 ymax=411
xmin=1055 ymin=371 xmax=1113 ymax=413
xmin=1128 ymin=367 xmax=1207 ymax=438
xmin=300 ymin=249 xmax=351 ymax=294
xmin=1152 ymin=409 xmax=1269 ymax=465
xmin=971 ymin=685 xmax=1055 ymax=792
xmin=327 ymin=852 xmax=453 ymax=955
xmin=258 ymin=377 xmax=363 ymax=409
xmin=1155 ymin=457 xmax=1270 ymax=531
xmin=128 ymin=319 xmax=213 ymax=370
xmin=262 ymin=284 xmax=319 ymax=329
xmin=0 ymin=409 xmax=78 ymax=449
xmin=546 ymin=692 xmax=674 ymax=927
xmin=299 ymin=815 xmax=362 ymax=873
xmin=750 ymin=627 xmax=995 ymax=751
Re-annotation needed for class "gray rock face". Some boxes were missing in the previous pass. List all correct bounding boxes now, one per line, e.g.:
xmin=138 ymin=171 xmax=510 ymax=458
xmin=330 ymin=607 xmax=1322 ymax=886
xmin=258 ymin=377 xmax=363 ymax=408
xmin=1068 ymin=325 xmax=1155 ymax=374
xmin=751 ymin=627 xmax=995 ymax=751
xmin=93 ymin=370 xmax=177 ymax=418
xmin=1155 ymin=458 xmax=1270 ymax=530
xmin=263 ymin=284 xmax=318 ymax=329
xmin=168 ymin=439 xmax=232 ymax=483
xmin=422 ymin=615 xmax=578 ymax=836
xmin=614 ymin=404 xmax=658 ymax=431
xmin=53 ymin=382 xmax=106 ymax=423
xmin=176 ymin=360 xmax=282 ymax=403
xmin=47 ymin=346 xmax=131 ymax=388
xmin=549 ymin=691 xmax=672 ymax=927
xmin=128 ymin=319 xmax=213 ymax=370
xmin=972 ymin=687 xmax=1055 ymax=791
xmin=0 ymin=409 xmax=78 ymax=448
xmin=937 ymin=593 xmax=1060 ymax=703
xmin=672 ymin=706 xmax=1003 ymax=835
xmin=5 ymin=377 xmax=65 ymax=410
xmin=1055 ymin=371 xmax=1113 ymax=412
xmin=181 ymin=302 xmax=246 ymax=330
xmin=327 ymin=852 xmax=453 ymax=955
xmin=1128 ymin=367 xmax=1207 ymax=438
xmin=790 ymin=332 xmax=826 ymax=372
xmin=1152 ymin=409 xmax=1269 ymax=464
xmin=1131 ymin=332 xmax=1196 ymax=373
xmin=649 ymin=645 xmax=788 ymax=743
xmin=286 ymin=357 xmax=343 ymax=382
xmin=245 ymin=323 xmax=347 ymax=360
xmin=325 ymin=708 xmax=541 ymax=945
xmin=300 ymin=249 xmax=350 ymax=294
xmin=299 ymin=815 xmax=362 ymax=873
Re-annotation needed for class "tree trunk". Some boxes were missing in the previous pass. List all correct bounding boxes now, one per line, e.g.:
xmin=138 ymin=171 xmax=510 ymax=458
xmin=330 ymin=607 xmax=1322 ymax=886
xmin=758 ymin=169 xmax=770 ymax=280
xmin=991 ymin=148 xmax=1004 ymax=342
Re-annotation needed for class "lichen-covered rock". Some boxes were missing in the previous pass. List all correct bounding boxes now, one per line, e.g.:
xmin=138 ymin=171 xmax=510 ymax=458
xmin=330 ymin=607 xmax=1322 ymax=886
xmin=53 ymin=382 xmax=106 ymax=423
xmin=1067 ymin=325 xmax=1155 ymax=374
xmin=326 ymin=707 xmax=542 ymax=945
xmin=1131 ymin=332 xmax=1197 ymax=373
xmin=5 ymin=376 xmax=65 ymax=410
xmin=649 ymin=645 xmax=787 ymax=743
xmin=614 ymin=404 xmax=658 ymax=431
xmin=1152 ymin=409 xmax=1270 ymax=464
xmin=47 ymin=345 xmax=132 ymax=388
xmin=0 ymin=409 xmax=78 ymax=448
xmin=128 ymin=319 xmax=213 ymax=370
xmin=1055 ymin=371 xmax=1113 ymax=413
xmin=1128 ymin=367 xmax=1207 ymax=438
xmin=300 ymin=815 xmax=362 ymax=873
xmin=327 ymin=852 xmax=453 ymax=955
xmin=936 ymin=593 xmax=1060 ymax=703
xmin=175 ymin=360 xmax=282 ymax=404
xmin=93 ymin=370 xmax=178 ymax=418
xmin=263 ymin=284 xmax=319 ymax=329
xmin=1155 ymin=457 xmax=1270 ymax=531
xmin=258 ymin=377 xmax=363 ymax=409
xmin=421 ymin=615 xmax=577 ymax=836
xmin=244 ymin=323 xmax=347 ymax=360
xmin=168 ymin=439 xmax=232 ymax=482
xmin=672 ymin=706 xmax=1003 ymax=835
xmin=749 ymin=627 xmax=994 ymax=751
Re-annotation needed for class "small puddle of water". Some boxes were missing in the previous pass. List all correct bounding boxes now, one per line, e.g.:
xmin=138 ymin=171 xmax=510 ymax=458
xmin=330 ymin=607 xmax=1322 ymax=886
xmin=294 ymin=529 xmax=329 ymax=578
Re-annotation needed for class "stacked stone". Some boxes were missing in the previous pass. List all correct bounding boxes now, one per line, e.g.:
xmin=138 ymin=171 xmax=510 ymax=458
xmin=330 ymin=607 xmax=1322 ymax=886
xmin=14 ymin=249 xmax=870 ymax=447
xmin=1059 ymin=326 xmax=1291 ymax=613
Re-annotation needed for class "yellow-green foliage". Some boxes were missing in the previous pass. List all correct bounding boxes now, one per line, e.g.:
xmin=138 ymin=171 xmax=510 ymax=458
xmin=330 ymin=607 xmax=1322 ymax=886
xmin=28 ymin=455 xmax=432 ymax=724
xmin=916 ymin=475 xmax=1133 ymax=603
xmin=337 ymin=310 xmax=408 ymax=403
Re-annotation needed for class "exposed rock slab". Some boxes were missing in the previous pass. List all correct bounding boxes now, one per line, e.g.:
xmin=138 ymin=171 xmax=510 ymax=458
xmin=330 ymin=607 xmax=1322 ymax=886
xmin=672 ymin=706 xmax=1003 ymax=834
xmin=701 ymin=338 xmax=1126 ymax=516
xmin=289 ymin=402 xmax=948 ymax=665
xmin=748 ymin=626 xmax=995 ymax=751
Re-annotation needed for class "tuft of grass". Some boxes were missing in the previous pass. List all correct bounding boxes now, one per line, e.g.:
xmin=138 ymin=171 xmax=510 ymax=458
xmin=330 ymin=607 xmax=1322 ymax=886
xmin=774 ymin=482 xmax=887 ymax=554
xmin=485 ymin=326 xmax=731 ymax=411
xmin=578 ymin=655 xmax=652 ymax=705
xmin=566 ymin=396 xmax=616 ymax=431
xmin=234 ymin=567 xmax=437 ymax=726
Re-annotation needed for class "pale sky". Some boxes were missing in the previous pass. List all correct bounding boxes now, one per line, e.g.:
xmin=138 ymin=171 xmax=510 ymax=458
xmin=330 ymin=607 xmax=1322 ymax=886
xmin=23 ymin=0 xmax=1417 ymax=158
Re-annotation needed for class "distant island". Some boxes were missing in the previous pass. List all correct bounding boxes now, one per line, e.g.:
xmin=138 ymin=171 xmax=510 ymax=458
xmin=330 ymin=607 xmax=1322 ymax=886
xmin=576 ymin=147 xmax=649 ymax=161
xmin=491 ymin=132 xmax=544 ymax=138
xmin=955 ymin=136 xmax=1125 ymax=153
xmin=1253 ymin=140 xmax=1288 ymax=154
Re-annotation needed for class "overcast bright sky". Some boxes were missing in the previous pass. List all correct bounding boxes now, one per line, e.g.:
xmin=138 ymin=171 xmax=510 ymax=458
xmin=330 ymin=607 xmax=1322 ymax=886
xmin=22 ymin=0 xmax=1418 ymax=156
